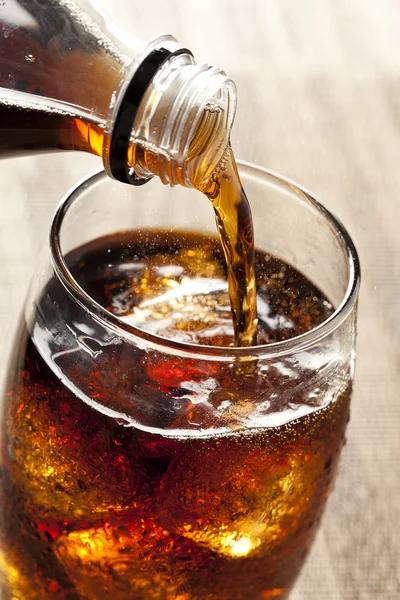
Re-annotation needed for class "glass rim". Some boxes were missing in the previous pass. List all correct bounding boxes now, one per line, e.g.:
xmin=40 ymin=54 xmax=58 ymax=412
xmin=50 ymin=162 xmax=360 ymax=361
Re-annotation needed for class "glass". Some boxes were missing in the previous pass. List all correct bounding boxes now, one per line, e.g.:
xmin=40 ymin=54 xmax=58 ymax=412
xmin=0 ymin=163 xmax=360 ymax=599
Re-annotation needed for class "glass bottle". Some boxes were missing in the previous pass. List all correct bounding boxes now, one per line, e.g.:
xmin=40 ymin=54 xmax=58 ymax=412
xmin=0 ymin=0 xmax=236 ymax=189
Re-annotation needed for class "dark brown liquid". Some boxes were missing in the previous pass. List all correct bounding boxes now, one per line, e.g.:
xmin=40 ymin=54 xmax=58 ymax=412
xmin=0 ymin=100 xmax=104 ymax=158
xmin=203 ymin=148 xmax=257 ymax=346
xmin=0 ymin=230 xmax=350 ymax=600
xmin=68 ymin=230 xmax=331 ymax=347
xmin=0 ymin=11 xmax=350 ymax=600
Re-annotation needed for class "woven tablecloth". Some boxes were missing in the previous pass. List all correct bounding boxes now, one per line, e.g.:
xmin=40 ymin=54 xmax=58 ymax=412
xmin=0 ymin=1 xmax=399 ymax=598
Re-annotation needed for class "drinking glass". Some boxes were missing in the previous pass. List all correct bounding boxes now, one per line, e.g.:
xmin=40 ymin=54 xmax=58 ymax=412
xmin=0 ymin=163 xmax=360 ymax=599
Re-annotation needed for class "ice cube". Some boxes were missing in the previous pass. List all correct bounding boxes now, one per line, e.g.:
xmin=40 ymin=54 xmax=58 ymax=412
xmin=152 ymin=431 xmax=326 ymax=559
xmin=8 ymin=378 xmax=149 ymax=519
xmin=54 ymin=513 xmax=209 ymax=599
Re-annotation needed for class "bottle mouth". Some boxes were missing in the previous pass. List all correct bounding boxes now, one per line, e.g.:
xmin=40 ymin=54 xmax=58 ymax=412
xmin=130 ymin=55 xmax=237 ymax=186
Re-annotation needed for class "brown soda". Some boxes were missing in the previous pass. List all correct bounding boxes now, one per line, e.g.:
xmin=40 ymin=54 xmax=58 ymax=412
xmin=0 ymin=8 xmax=351 ymax=600
xmin=0 ymin=230 xmax=350 ymax=600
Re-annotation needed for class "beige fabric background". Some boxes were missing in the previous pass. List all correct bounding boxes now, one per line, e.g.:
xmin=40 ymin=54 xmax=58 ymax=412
xmin=0 ymin=0 xmax=399 ymax=598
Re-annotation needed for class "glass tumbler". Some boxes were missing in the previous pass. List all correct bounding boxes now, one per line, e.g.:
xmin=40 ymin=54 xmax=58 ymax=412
xmin=0 ymin=162 xmax=360 ymax=599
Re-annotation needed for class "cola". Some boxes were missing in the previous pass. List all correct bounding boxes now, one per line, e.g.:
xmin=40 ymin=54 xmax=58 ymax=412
xmin=0 ymin=230 xmax=350 ymax=599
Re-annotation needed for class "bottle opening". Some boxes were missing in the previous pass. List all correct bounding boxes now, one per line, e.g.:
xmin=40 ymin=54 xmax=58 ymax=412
xmin=128 ymin=55 xmax=237 ymax=188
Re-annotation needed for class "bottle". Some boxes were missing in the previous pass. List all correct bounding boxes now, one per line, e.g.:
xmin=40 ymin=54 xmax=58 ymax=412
xmin=0 ymin=0 xmax=236 ymax=190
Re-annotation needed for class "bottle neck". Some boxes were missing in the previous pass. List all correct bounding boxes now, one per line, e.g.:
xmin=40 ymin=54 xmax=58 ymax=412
xmin=0 ymin=0 xmax=236 ymax=188
xmin=104 ymin=36 xmax=237 ymax=190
